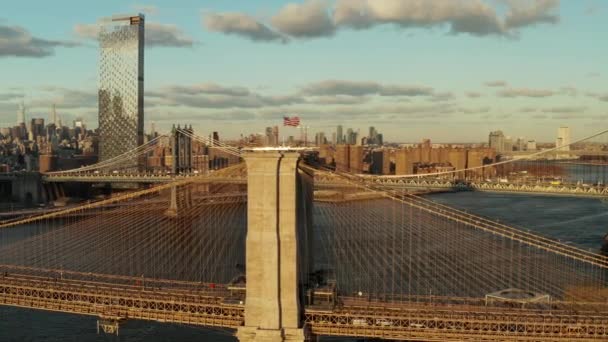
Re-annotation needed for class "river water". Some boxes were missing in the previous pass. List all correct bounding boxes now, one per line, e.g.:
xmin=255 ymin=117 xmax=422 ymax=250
xmin=1 ymin=191 xmax=607 ymax=341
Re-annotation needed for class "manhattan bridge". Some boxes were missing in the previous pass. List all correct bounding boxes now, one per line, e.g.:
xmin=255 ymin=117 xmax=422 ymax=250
xmin=1 ymin=127 xmax=608 ymax=341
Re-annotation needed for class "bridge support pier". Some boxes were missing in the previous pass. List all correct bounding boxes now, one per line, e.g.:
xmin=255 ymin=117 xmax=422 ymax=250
xmin=237 ymin=150 xmax=313 ymax=342
xmin=165 ymin=184 xmax=179 ymax=218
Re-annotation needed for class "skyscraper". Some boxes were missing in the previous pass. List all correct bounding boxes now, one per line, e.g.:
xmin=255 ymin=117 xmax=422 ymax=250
xmin=51 ymin=104 xmax=58 ymax=126
xmin=336 ymin=125 xmax=343 ymax=144
xmin=17 ymin=102 xmax=25 ymax=125
xmin=489 ymin=130 xmax=505 ymax=154
xmin=556 ymin=126 xmax=571 ymax=151
xmin=98 ymin=14 xmax=145 ymax=162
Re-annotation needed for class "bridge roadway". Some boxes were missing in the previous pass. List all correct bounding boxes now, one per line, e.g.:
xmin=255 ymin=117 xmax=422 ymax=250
xmin=324 ymin=178 xmax=608 ymax=198
xmin=42 ymin=172 xmax=247 ymax=184
xmin=0 ymin=267 xmax=244 ymax=329
xmin=306 ymin=296 xmax=608 ymax=341
xmin=41 ymin=171 xmax=608 ymax=198
xmin=1 ymin=271 xmax=606 ymax=341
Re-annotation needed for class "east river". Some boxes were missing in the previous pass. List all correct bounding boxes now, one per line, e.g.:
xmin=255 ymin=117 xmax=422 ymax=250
xmin=1 ymin=191 xmax=607 ymax=341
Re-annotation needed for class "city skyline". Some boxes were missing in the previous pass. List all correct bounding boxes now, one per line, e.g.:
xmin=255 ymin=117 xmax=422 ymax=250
xmin=0 ymin=0 xmax=606 ymax=142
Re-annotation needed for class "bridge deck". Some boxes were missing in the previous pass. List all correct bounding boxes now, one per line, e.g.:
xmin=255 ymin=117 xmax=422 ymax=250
xmin=0 ymin=273 xmax=244 ymax=329
xmin=305 ymin=297 xmax=608 ymax=341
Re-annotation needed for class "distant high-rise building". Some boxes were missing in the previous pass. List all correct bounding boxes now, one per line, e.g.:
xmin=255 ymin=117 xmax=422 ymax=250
xmin=395 ymin=149 xmax=414 ymax=175
xmin=489 ymin=131 xmax=505 ymax=153
xmin=272 ymin=126 xmax=279 ymax=146
xmin=98 ymin=13 xmax=145 ymax=162
xmin=17 ymin=102 xmax=25 ymax=125
xmin=315 ymin=132 xmax=326 ymax=146
xmin=336 ymin=125 xmax=343 ymax=144
xmin=515 ymin=137 xmax=526 ymax=151
xmin=346 ymin=128 xmax=353 ymax=144
xmin=335 ymin=145 xmax=350 ymax=172
xmin=368 ymin=126 xmax=377 ymax=145
xmin=51 ymin=104 xmax=58 ymax=126
xmin=421 ymin=138 xmax=431 ymax=149
xmin=213 ymin=131 xmax=220 ymax=145
xmin=264 ymin=126 xmax=278 ymax=146
xmin=349 ymin=145 xmax=364 ymax=173
xmin=504 ymin=136 xmax=513 ymax=153
xmin=527 ymin=140 xmax=537 ymax=151
xmin=31 ymin=118 xmax=45 ymax=139
xmin=370 ymin=150 xmax=390 ymax=175
xmin=556 ymin=126 xmax=571 ymax=151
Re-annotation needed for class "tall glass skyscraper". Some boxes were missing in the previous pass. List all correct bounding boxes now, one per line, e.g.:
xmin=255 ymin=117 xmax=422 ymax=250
xmin=98 ymin=14 xmax=145 ymax=163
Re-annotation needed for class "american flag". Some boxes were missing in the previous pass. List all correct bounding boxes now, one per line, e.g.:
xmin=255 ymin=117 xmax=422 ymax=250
xmin=283 ymin=116 xmax=300 ymax=127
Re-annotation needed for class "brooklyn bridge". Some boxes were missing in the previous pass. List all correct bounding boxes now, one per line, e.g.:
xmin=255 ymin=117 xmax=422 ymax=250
xmin=1 ymin=129 xmax=607 ymax=341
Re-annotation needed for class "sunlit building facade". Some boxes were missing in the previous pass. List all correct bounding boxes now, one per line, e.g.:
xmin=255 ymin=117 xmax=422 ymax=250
xmin=98 ymin=14 xmax=145 ymax=163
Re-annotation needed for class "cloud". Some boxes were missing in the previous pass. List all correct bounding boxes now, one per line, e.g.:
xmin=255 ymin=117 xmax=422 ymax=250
xmin=485 ymin=80 xmax=508 ymax=87
xmin=271 ymin=0 xmax=336 ymax=38
xmin=334 ymin=0 xmax=505 ymax=36
xmin=586 ymin=92 xmax=608 ymax=102
xmin=497 ymin=88 xmax=555 ymax=97
xmin=34 ymin=87 xmax=97 ymax=109
xmin=204 ymin=12 xmax=287 ymax=43
xmin=149 ymin=83 xmax=251 ymax=97
xmin=379 ymin=85 xmax=435 ymax=96
xmin=74 ymin=22 xmax=195 ymax=47
xmin=520 ymin=107 xmax=538 ymax=112
xmin=504 ymin=0 xmax=560 ymax=29
xmin=147 ymin=83 xmax=305 ymax=109
xmin=429 ymin=92 xmax=454 ymax=102
xmin=309 ymin=95 xmax=371 ymax=105
xmin=145 ymin=23 xmax=195 ymax=47
xmin=132 ymin=4 xmax=158 ymax=15
xmin=559 ymin=86 xmax=577 ymax=96
xmin=0 ymin=24 xmax=79 ymax=58
xmin=301 ymin=80 xmax=434 ymax=96
xmin=541 ymin=106 xmax=586 ymax=113
xmin=585 ymin=3 xmax=601 ymax=15
xmin=465 ymin=92 xmax=482 ymax=98
xmin=204 ymin=0 xmax=561 ymax=42
xmin=586 ymin=72 xmax=600 ymax=78
xmin=459 ymin=106 xmax=491 ymax=114
xmin=149 ymin=109 xmax=257 ymax=122
xmin=0 ymin=92 xmax=24 ymax=101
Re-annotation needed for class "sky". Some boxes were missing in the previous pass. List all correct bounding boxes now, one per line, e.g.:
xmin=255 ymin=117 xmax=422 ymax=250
xmin=0 ymin=0 xmax=606 ymax=143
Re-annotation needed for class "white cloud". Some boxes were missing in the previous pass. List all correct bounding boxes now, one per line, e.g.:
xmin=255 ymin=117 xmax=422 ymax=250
xmin=504 ymin=0 xmax=560 ymax=29
xmin=0 ymin=24 xmax=79 ymax=58
xmin=497 ymin=88 xmax=555 ymax=98
xmin=484 ymin=80 xmax=508 ymax=87
xmin=204 ymin=0 xmax=561 ymax=42
xmin=271 ymin=0 xmax=336 ymax=38
xmin=301 ymin=80 xmax=434 ymax=97
xmin=132 ymin=4 xmax=159 ymax=15
xmin=204 ymin=12 xmax=287 ymax=43
xmin=74 ymin=22 xmax=194 ymax=47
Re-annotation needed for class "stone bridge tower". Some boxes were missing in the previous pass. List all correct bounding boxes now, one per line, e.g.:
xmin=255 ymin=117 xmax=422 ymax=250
xmin=238 ymin=150 xmax=314 ymax=342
